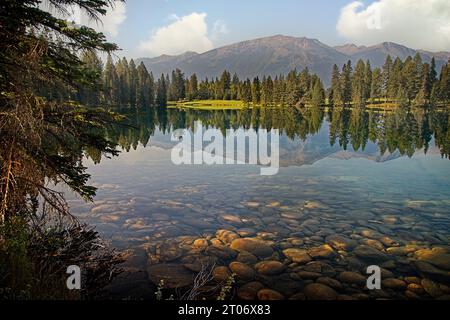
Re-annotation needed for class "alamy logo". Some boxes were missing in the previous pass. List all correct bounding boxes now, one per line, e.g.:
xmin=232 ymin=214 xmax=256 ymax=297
xmin=171 ymin=121 xmax=280 ymax=176
xmin=66 ymin=265 xmax=81 ymax=290
xmin=366 ymin=265 xmax=381 ymax=290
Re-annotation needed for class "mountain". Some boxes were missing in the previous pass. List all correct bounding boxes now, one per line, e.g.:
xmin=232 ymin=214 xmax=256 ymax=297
xmin=137 ymin=35 xmax=449 ymax=86
xmin=138 ymin=35 xmax=348 ymax=84
xmin=334 ymin=42 xmax=446 ymax=68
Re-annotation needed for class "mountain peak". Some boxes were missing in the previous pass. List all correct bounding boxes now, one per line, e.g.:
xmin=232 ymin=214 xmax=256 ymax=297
xmin=137 ymin=35 xmax=449 ymax=87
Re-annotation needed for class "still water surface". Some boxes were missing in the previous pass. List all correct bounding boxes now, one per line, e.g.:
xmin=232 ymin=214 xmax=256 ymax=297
xmin=67 ymin=106 xmax=450 ymax=300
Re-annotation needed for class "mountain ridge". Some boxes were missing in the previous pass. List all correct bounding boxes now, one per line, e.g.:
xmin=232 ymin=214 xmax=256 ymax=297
xmin=136 ymin=35 xmax=449 ymax=86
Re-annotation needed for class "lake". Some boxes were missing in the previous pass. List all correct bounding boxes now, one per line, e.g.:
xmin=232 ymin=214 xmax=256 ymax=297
xmin=66 ymin=106 xmax=450 ymax=300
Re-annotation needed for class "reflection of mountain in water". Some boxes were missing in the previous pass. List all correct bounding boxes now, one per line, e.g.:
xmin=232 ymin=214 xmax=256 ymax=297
xmin=99 ymin=106 xmax=449 ymax=168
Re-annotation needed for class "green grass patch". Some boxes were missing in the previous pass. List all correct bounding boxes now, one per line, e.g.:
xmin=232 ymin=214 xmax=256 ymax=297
xmin=168 ymin=100 xmax=247 ymax=110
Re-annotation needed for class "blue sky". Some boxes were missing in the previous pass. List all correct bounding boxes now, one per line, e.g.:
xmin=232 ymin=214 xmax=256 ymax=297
xmin=97 ymin=0 xmax=450 ymax=58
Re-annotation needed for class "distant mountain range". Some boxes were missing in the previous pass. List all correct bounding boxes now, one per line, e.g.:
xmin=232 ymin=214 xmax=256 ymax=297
xmin=137 ymin=35 xmax=450 ymax=86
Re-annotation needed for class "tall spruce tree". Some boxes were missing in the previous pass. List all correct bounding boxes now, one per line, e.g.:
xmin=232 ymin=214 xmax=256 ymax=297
xmin=330 ymin=64 xmax=343 ymax=106
xmin=341 ymin=61 xmax=353 ymax=105
xmin=382 ymin=55 xmax=393 ymax=99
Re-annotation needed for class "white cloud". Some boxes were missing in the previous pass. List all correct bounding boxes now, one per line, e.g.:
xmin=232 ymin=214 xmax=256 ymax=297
xmin=95 ymin=2 xmax=126 ymax=37
xmin=212 ymin=20 xmax=229 ymax=40
xmin=40 ymin=0 xmax=126 ymax=38
xmin=337 ymin=0 xmax=450 ymax=51
xmin=139 ymin=12 xmax=215 ymax=56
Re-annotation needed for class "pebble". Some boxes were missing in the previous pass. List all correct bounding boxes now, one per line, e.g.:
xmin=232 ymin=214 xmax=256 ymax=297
xmin=421 ymin=279 xmax=444 ymax=298
xmin=308 ymin=244 xmax=336 ymax=259
xmin=229 ymin=262 xmax=256 ymax=281
xmin=282 ymin=248 xmax=312 ymax=264
xmin=407 ymin=283 xmax=425 ymax=295
xmin=381 ymin=279 xmax=407 ymax=290
xmin=237 ymin=282 xmax=265 ymax=300
xmin=193 ymin=238 xmax=209 ymax=249
xmin=317 ymin=277 xmax=343 ymax=290
xmin=303 ymin=283 xmax=338 ymax=300
xmin=257 ymin=289 xmax=285 ymax=300
xmin=326 ymin=235 xmax=358 ymax=251
xmin=338 ymin=271 xmax=366 ymax=285
xmin=415 ymin=248 xmax=450 ymax=270
xmin=236 ymin=251 xmax=258 ymax=265
xmin=216 ymin=230 xmax=240 ymax=244
xmin=205 ymin=244 xmax=238 ymax=260
xmin=230 ymin=238 xmax=274 ymax=258
xmin=289 ymin=293 xmax=306 ymax=300
xmin=213 ymin=266 xmax=232 ymax=283
xmin=255 ymin=261 xmax=286 ymax=275
xmin=354 ymin=245 xmax=389 ymax=262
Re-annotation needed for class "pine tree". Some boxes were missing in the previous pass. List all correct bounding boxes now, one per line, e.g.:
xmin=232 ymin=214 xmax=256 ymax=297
xmin=299 ymin=68 xmax=311 ymax=97
xmin=251 ymin=76 xmax=261 ymax=105
xmin=219 ymin=70 xmax=231 ymax=100
xmin=370 ymin=68 xmax=382 ymax=101
xmin=156 ymin=74 xmax=167 ymax=106
xmin=128 ymin=59 xmax=138 ymax=106
xmin=414 ymin=63 xmax=431 ymax=105
xmin=286 ymin=69 xmax=301 ymax=106
xmin=389 ymin=58 xmax=403 ymax=100
xmin=116 ymin=57 xmax=130 ymax=106
xmin=382 ymin=55 xmax=393 ymax=99
xmin=241 ymin=79 xmax=252 ymax=104
xmin=79 ymin=50 xmax=103 ymax=106
xmin=430 ymin=57 xmax=438 ymax=85
xmin=148 ymin=71 xmax=155 ymax=106
xmin=438 ymin=62 xmax=450 ymax=103
xmin=231 ymin=73 xmax=240 ymax=100
xmin=311 ymin=77 xmax=325 ymax=106
xmin=330 ymin=64 xmax=342 ymax=106
xmin=188 ymin=73 xmax=198 ymax=100
xmin=261 ymin=76 xmax=274 ymax=106
xmin=364 ymin=60 xmax=372 ymax=101
xmin=136 ymin=62 xmax=150 ymax=107
xmin=352 ymin=60 xmax=366 ymax=105
xmin=103 ymin=54 xmax=118 ymax=105
xmin=341 ymin=61 xmax=353 ymax=105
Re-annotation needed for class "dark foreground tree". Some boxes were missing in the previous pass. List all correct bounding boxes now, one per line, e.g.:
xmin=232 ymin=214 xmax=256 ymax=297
xmin=0 ymin=0 xmax=124 ymax=299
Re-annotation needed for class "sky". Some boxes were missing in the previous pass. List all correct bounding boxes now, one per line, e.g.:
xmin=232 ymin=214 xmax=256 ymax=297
xmin=77 ymin=0 xmax=450 ymax=58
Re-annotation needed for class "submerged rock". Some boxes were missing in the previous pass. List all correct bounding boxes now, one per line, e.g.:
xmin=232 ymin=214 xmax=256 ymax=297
xmin=354 ymin=245 xmax=389 ymax=262
xmin=255 ymin=261 xmax=286 ymax=275
xmin=216 ymin=230 xmax=240 ymax=244
xmin=307 ymin=244 xmax=336 ymax=259
xmin=414 ymin=248 xmax=450 ymax=270
xmin=326 ymin=235 xmax=358 ymax=251
xmin=282 ymin=248 xmax=312 ymax=265
xmin=317 ymin=277 xmax=343 ymax=290
xmin=236 ymin=251 xmax=258 ymax=264
xmin=381 ymin=279 xmax=407 ymax=290
xmin=338 ymin=271 xmax=366 ymax=285
xmin=237 ymin=282 xmax=265 ymax=300
xmin=230 ymin=238 xmax=273 ymax=258
xmin=303 ymin=283 xmax=338 ymax=300
xmin=192 ymin=238 xmax=209 ymax=250
xmin=421 ymin=279 xmax=444 ymax=298
xmin=213 ymin=266 xmax=232 ymax=283
xmin=205 ymin=244 xmax=237 ymax=260
xmin=229 ymin=262 xmax=256 ymax=281
xmin=257 ymin=289 xmax=284 ymax=300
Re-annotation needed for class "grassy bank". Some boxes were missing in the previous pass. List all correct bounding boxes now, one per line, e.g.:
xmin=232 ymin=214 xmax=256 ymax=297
xmin=168 ymin=100 xmax=247 ymax=110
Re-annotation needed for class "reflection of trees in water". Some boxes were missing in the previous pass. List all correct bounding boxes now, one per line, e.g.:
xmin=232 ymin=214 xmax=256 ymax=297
xmin=104 ymin=106 xmax=450 ymax=160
